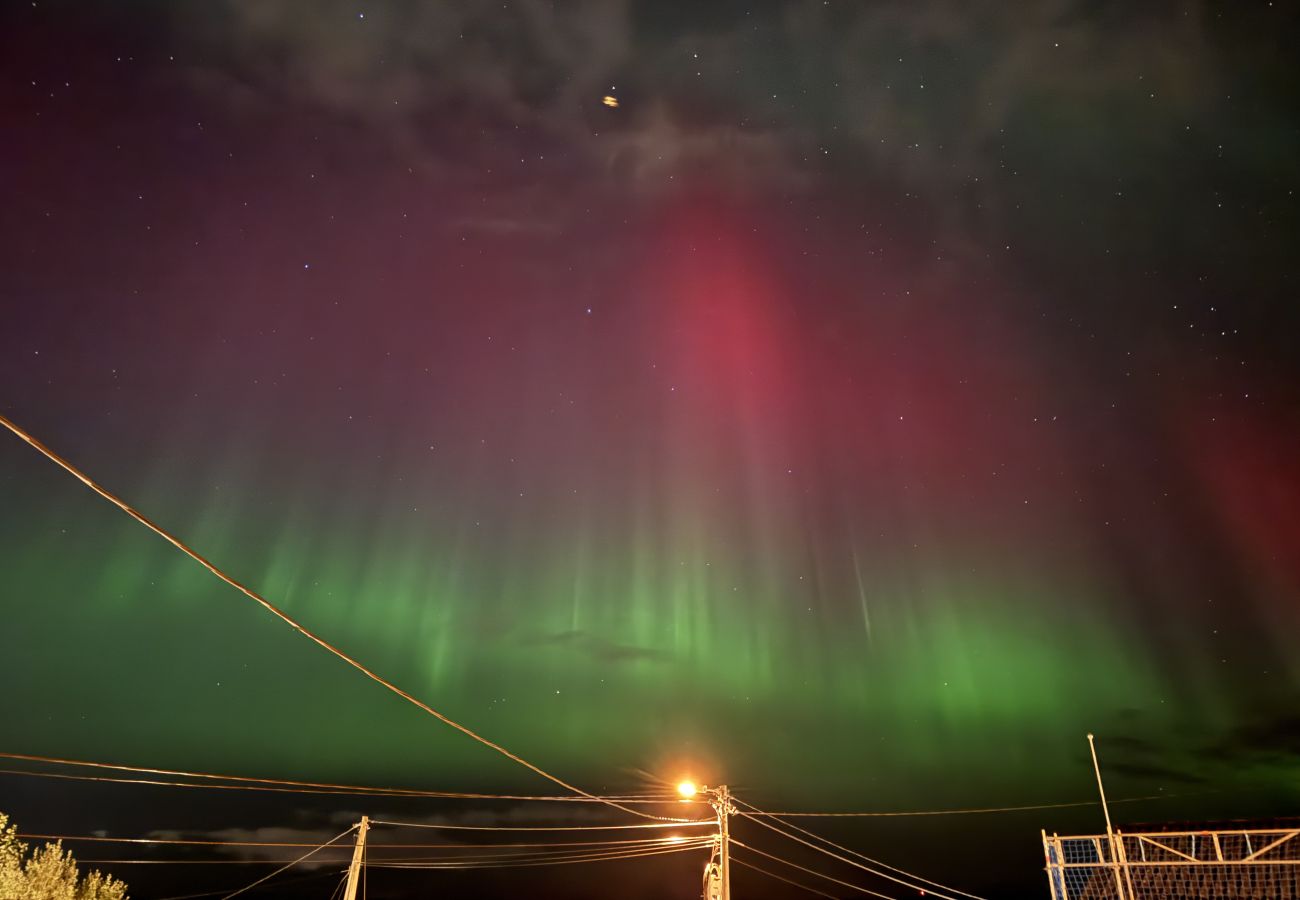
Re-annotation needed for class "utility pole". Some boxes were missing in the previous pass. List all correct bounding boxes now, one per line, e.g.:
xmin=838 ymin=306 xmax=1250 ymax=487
xmin=710 ymin=785 xmax=733 ymax=900
xmin=682 ymin=780 xmax=731 ymax=900
xmin=342 ymin=815 xmax=369 ymax=900
xmin=1087 ymin=734 xmax=1127 ymax=900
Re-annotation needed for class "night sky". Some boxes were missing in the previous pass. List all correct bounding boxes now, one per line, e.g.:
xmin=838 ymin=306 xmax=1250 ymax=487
xmin=2 ymin=2 xmax=1299 ymax=898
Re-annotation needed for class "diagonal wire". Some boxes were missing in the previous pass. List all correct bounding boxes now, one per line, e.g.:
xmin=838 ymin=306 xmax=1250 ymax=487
xmin=744 ymin=811 xmax=985 ymax=899
xmin=730 ymin=839 xmax=901 ymax=900
xmin=218 ymin=826 xmax=356 ymax=900
xmin=328 ymin=869 xmax=348 ymax=900
xmin=154 ymin=867 xmax=345 ymax=900
xmin=0 ymin=412 xmax=676 ymax=822
xmin=735 ymin=796 xmax=985 ymax=900
xmin=731 ymin=855 xmax=839 ymax=899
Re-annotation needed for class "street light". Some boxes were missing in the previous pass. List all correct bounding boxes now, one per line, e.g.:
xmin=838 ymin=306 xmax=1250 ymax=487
xmin=676 ymin=780 xmax=698 ymax=800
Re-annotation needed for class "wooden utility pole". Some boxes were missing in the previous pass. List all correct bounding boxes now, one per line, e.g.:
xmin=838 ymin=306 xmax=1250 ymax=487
xmin=342 ymin=816 xmax=369 ymax=900
xmin=712 ymin=786 xmax=732 ymax=900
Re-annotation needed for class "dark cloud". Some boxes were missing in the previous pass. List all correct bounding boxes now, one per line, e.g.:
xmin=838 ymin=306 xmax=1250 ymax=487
xmin=1205 ymin=711 xmax=1300 ymax=764
xmin=146 ymin=825 xmax=354 ymax=867
xmin=1103 ymin=761 xmax=1206 ymax=785
xmin=163 ymin=0 xmax=1299 ymax=274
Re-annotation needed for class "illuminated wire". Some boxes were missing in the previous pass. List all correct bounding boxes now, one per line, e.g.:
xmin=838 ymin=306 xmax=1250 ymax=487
xmin=731 ymin=856 xmax=839 ymax=899
xmin=735 ymin=798 xmax=979 ymax=900
xmin=0 ymin=766 xmax=412 ymax=799
xmin=729 ymin=839 xmax=900 ymax=900
xmin=739 ymin=794 xmax=1173 ymax=817
xmin=0 ymin=756 xmax=676 ymax=804
xmin=0 ymin=412 xmax=677 ymax=823
xmin=18 ymin=834 xmax=357 ymax=849
xmin=87 ymin=838 xmax=715 ymax=868
xmin=23 ymin=833 xmax=711 ymax=850
xmin=367 ymin=837 xmax=713 ymax=865
xmin=736 ymin=797 xmax=984 ymax=900
xmin=154 ymin=868 xmax=345 ymax=900
xmin=218 ymin=825 xmax=355 ymax=900
xmin=369 ymin=841 xmax=711 ymax=870
xmin=369 ymin=836 xmax=703 ymax=849
xmin=751 ymin=813 xmax=983 ymax=900
xmin=370 ymin=817 xmax=714 ymax=832
xmin=80 ymin=860 xmax=349 ymax=865
xmin=327 ymin=870 xmax=348 ymax=900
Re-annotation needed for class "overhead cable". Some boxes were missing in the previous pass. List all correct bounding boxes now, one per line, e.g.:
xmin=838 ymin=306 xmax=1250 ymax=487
xmin=735 ymin=798 xmax=981 ymax=900
xmin=366 ymin=841 xmax=711 ymax=870
xmin=23 ymin=832 xmax=708 ymax=851
xmin=218 ymin=825 xmax=355 ymax=900
xmin=728 ymin=839 xmax=899 ymax=900
xmin=154 ymin=868 xmax=344 ymax=900
xmin=731 ymin=856 xmax=839 ymax=899
xmin=363 ymin=837 xmax=713 ymax=866
xmin=739 ymin=794 xmax=1173 ymax=817
xmin=370 ymin=817 xmax=713 ymax=832
xmin=0 ymin=752 xmax=674 ymax=804
xmin=0 ymin=412 xmax=674 ymax=822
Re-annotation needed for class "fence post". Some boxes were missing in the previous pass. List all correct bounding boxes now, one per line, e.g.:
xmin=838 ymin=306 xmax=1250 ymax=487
xmin=1042 ymin=830 xmax=1060 ymax=900
xmin=1116 ymin=829 xmax=1136 ymax=900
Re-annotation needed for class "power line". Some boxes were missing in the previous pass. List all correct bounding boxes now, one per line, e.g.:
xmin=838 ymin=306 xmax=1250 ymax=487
xmin=370 ymin=817 xmax=714 ymax=832
xmin=367 ymin=841 xmax=712 ymax=870
xmin=23 ymin=833 xmax=711 ymax=851
xmin=742 ymin=812 xmax=984 ymax=900
xmin=738 ymin=794 xmax=1174 ymax=817
xmin=0 ymin=766 xmax=413 ymax=799
xmin=79 ymin=860 xmax=349 ymax=866
xmin=0 ymin=765 xmax=674 ymax=805
xmin=0 ymin=752 xmax=676 ymax=804
xmin=735 ymin=797 xmax=981 ymax=900
xmin=736 ymin=797 xmax=983 ymax=900
xmin=0 ymin=412 xmax=676 ymax=823
xmin=83 ymin=839 xmax=715 ymax=869
xmin=218 ymin=825 xmax=356 ymax=900
xmin=729 ymin=838 xmax=900 ymax=900
xmin=154 ymin=868 xmax=345 ymax=900
xmin=367 ymin=837 xmax=713 ymax=865
xmin=731 ymin=856 xmax=839 ymax=899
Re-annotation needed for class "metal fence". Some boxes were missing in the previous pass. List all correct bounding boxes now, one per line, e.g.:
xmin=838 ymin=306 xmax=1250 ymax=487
xmin=1043 ymin=828 xmax=1300 ymax=900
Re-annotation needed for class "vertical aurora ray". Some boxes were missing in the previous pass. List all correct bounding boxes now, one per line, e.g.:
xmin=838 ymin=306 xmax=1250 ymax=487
xmin=0 ymin=197 xmax=1292 ymax=802
xmin=3 ymin=196 xmax=1294 ymax=809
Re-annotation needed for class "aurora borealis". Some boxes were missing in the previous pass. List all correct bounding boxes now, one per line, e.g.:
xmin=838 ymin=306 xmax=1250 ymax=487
xmin=2 ymin=2 xmax=1299 ymax=897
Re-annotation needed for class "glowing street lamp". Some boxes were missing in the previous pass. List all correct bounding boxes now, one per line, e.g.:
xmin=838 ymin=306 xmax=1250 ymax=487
xmin=676 ymin=780 xmax=699 ymax=800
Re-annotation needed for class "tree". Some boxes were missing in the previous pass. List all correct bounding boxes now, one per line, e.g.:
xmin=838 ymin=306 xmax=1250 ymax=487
xmin=0 ymin=813 xmax=127 ymax=900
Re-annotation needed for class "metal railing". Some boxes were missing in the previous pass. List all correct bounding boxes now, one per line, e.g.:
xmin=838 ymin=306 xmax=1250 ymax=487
xmin=1043 ymin=827 xmax=1300 ymax=899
